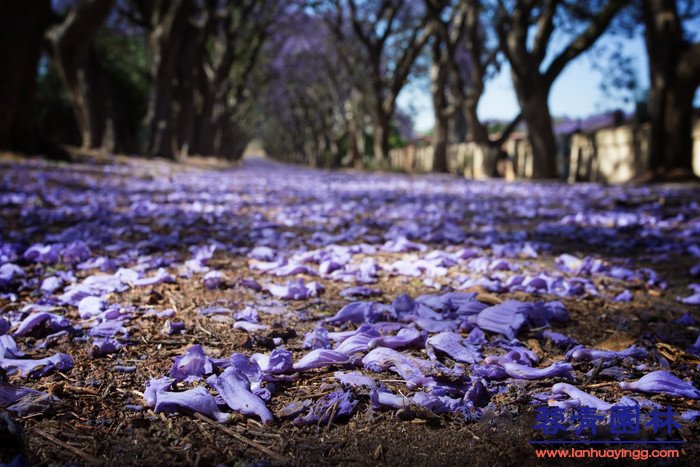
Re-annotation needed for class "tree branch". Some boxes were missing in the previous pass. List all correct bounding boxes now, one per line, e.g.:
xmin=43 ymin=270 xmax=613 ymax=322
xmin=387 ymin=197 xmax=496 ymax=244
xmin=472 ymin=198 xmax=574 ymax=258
xmin=544 ymin=0 xmax=629 ymax=87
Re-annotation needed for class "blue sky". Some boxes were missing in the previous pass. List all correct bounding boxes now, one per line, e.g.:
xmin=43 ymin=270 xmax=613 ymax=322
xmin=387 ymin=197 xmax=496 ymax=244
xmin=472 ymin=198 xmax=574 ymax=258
xmin=399 ymin=34 xmax=699 ymax=132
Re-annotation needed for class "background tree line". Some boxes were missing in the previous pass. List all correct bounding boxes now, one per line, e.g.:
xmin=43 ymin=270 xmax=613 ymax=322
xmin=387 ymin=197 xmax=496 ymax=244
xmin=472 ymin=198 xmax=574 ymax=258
xmin=0 ymin=0 xmax=698 ymax=180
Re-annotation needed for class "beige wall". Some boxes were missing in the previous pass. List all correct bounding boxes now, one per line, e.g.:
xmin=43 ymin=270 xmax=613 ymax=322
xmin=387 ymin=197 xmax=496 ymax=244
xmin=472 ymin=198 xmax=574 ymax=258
xmin=389 ymin=120 xmax=700 ymax=182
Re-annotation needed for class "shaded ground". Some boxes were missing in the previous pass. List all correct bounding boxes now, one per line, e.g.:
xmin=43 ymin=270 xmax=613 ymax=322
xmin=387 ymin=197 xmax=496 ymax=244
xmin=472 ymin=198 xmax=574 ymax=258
xmin=1 ymin=155 xmax=699 ymax=466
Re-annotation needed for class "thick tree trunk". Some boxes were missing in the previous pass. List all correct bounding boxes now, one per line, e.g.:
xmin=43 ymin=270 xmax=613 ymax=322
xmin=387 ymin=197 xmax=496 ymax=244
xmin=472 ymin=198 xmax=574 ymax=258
xmin=479 ymin=143 xmax=501 ymax=178
xmin=46 ymin=0 xmax=115 ymax=151
xmin=0 ymin=0 xmax=50 ymax=152
xmin=516 ymin=83 xmax=558 ymax=179
xmin=145 ymin=0 xmax=190 ymax=159
xmin=432 ymin=115 xmax=449 ymax=173
xmin=175 ymin=21 xmax=199 ymax=157
xmin=193 ymin=84 xmax=215 ymax=155
xmin=642 ymin=0 xmax=699 ymax=178
xmin=373 ymin=109 xmax=391 ymax=163
xmin=431 ymin=39 xmax=450 ymax=173
xmin=648 ymin=76 xmax=696 ymax=175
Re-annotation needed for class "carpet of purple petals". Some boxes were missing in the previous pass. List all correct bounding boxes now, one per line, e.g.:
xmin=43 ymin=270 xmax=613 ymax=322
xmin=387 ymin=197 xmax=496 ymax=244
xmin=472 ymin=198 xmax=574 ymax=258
xmin=1 ymin=155 xmax=700 ymax=465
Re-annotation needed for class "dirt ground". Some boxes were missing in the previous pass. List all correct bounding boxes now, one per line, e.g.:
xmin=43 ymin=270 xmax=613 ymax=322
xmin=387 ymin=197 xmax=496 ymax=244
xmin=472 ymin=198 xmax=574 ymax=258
xmin=1 ymin=155 xmax=699 ymax=466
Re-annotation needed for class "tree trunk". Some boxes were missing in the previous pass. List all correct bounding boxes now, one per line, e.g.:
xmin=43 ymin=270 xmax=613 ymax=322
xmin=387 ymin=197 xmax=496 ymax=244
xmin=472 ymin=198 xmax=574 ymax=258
xmin=0 ymin=0 xmax=50 ymax=152
xmin=175 ymin=21 xmax=199 ymax=157
xmin=432 ymin=114 xmax=449 ymax=173
xmin=479 ymin=143 xmax=501 ymax=178
xmin=145 ymin=0 xmax=190 ymax=159
xmin=648 ymin=76 xmax=696 ymax=175
xmin=373 ymin=109 xmax=391 ymax=163
xmin=348 ymin=118 xmax=362 ymax=168
xmin=431 ymin=38 xmax=450 ymax=173
xmin=642 ymin=0 xmax=699 ymax=178
xmin=46 ymin=0 xmax=115 ymax=151
xmin=516 ymin=84 xmax=557 ymax=179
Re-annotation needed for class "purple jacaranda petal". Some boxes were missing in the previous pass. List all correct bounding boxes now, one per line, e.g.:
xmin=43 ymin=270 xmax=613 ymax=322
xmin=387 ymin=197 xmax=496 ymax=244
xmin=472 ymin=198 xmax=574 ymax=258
xmin=362 ymin=347 xmax=433 ymax=389
xmin=13 ymin=312 xmax=73 ymax=337
xmin=133 ymin=268 xmax=175 ymax=287
xmin=412 ymin=392 xmax=465 ymax=415
xmin=293 ymin=349 xmax=350 ymax=371
xmin=619 ymin=371 xmax=700 ymax=399
xmin=40 ymin=276 xmax=63 ymax=293
xmin=382 ymin=236 xmax=427 ymax=253
xmin=325 ymin=301 xmax=394 ymax=324
xmin=334 ymin=324 xmax=380 ymax=355
xmin=681 ymin=410 xmax=700 ymax=421
xmin=416 ymin=292 xmax=480 ymax=313
xmin=292 ymin=389 xmax=357 ymax=427
xmin=521 ymin=301 xmax=569 ymax=327
xmin=464 ymin=378 xmax=490 ymax=408
xmin=266 ymin=278 xmax=323 ymax=300
xmin=89 ymin=320 xmax=128 ymax=338
xmin=392 ymin=294 xmax=417 ymax=314
xmin=400 ymin=300 xmax=443 ymax=321
xmin=202 ymin=270 xmax=224 ymax=290
xmin=89 ymin=338 xmax=124 ymax=357
xmin=550 ymin=382 xmax=612 ymax=411
xmin=370 ymin=387 xmax=412 ymax=409
xmin=0 ymin=263 xmax=24 ymax=288
xmin=206 ymin=367 xmax=273 ymax=424
xmin=163 ymin=320 xmax=185 ymax=335
xmin=6 ymin=392 xmax=58 ymax=416
xmin=0 ymin=379 xmax=45 ymax=406
xmin=198 ymin=305 xmax=232 ymax=316
xmin=411 ymin=318 xmax=458 ymax=333
xmin=0 ymin=336 xmax=24 ymax=358
xmin=0 ymin=352 xmax=74 ymax=378
xmin=23 ymin=244 xmax=62 ymax=263
xmin=250 ymin=246 xmax=276 ymax=261
xmin=339 ymin=286 xmax=382 ymax=298
xmin=334 ymin=371 xmax=377 ymax=389
xmin=470 ymin=363 xmax=507 ymax=380
xmin=367 ymin=327 xmax=426 ymax=350
xmin=675 ymin=312 xmax=696 ymax=326
xmin=169 ymin=345 xmax=213 ymax=381
xmin=541 ymin=330 xmax=577 ymax=348
xmin=229 ymin=353 xmax=263 ymax=383
xmin=61 ymin=241 xmax=92 ymax=264
xmin=77 ymin=296 xmax=105 ymax=318
xmin=484 ymin=356 xmax=573 ymax=380
xmin=233 ymin=321 xmax=269 ymax=332
xmin=319 ymin=260 xmax=343 ymax=275
xmin=278 ymin=399 xmax=313 ymax=418
xmin=239 ymin=278 xmax=262 ymax=291
xmin=503 ymin=350 xmax=535 ymax=366
xmin=271 ymin=261 xmax=317 ymax=277
xmin=254 ymin=348 xmax=294 ymax=375
xmin=154 ymin=386 xmax=229 ymax=423
xmin=679 ymin=293 xmax=700 ymax=305
xmin=0 ymin=318 xmax=10 ymax=336
xmin=144 ymin=377 xmax=174 ymax=406
xmin=464 ymin=327 xmax=486 ymax=345
xmin=474 ymin=300 xmax=528 ymax=339
xmin=568 ymin=345 xmax=647 ymax=362
xmin=303 ymin=327 xmax=331 ymax=350
xmin=234 ymin=306 xmax=259 ymax=323
xmin=614 ymin=290 xmax=633 ymax=302
xmin=426 ymin=332 xmax=482 ymax=364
